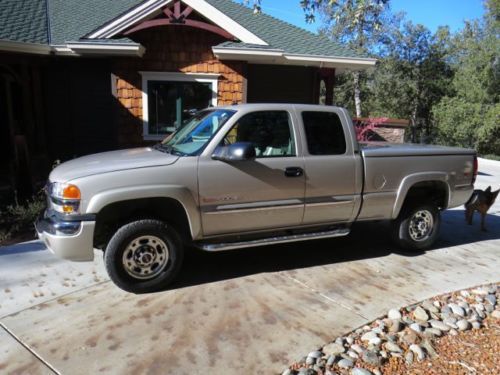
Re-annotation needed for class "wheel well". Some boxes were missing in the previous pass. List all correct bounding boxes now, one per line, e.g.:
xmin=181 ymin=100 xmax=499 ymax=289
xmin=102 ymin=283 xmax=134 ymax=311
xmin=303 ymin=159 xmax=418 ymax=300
xmin=403 ymin=181 xmax=448 ymax=211
xmin=93 ymin=198 xmax=192 ymax=250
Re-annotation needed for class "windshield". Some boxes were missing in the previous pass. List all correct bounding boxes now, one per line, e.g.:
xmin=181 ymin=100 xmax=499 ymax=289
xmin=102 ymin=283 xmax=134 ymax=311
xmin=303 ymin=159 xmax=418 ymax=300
xmin=159 ymin=109 xmax=235 ymax=155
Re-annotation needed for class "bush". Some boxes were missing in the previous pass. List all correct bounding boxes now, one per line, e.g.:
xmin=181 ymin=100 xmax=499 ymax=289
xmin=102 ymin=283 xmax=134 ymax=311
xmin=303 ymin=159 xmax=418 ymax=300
xmin=0 ymin=191 xmax=45 ymax=245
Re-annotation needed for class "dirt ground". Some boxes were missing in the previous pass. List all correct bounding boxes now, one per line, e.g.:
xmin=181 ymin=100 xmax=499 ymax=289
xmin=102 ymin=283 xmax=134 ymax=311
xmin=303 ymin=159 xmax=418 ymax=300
xmin=381 ymin=315 xmax=500 ymax=375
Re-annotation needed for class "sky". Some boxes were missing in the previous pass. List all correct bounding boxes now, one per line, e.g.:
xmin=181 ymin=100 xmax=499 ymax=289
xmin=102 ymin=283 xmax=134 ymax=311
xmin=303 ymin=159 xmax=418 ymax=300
xmin=257 ymin=0 xmax=486 ymax=34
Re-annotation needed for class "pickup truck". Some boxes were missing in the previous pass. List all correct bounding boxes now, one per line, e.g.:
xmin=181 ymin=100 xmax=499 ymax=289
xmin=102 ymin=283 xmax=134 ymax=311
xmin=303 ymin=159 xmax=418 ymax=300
xmin=36 ymin=104 xmax=477 ymax=293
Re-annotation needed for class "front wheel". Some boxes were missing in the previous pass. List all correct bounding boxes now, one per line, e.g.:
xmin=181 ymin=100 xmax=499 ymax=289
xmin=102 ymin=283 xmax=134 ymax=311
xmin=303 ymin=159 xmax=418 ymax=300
xmin=391 ymin=203 xmax=440 ymax=251
xmin=104 ymin=220 xmax=184 ymax=293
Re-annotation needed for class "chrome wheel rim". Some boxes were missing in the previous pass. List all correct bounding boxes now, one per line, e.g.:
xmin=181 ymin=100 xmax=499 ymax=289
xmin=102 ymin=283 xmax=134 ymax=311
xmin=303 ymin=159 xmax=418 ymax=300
xmin=408 ymin=210 xmax=434 ymax=242
xmin=122 ymin=235 xmax=169 ymax=280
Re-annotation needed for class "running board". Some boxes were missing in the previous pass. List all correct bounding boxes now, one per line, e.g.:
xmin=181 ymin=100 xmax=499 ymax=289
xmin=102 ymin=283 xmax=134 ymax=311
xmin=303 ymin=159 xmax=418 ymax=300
xmin=196 ymin=228 xmax=350 ymax=252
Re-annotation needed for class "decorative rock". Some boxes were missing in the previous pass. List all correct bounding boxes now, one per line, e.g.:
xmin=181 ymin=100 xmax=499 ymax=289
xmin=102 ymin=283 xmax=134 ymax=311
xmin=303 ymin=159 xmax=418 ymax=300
xmin=449 ymin=328 xmax=458 ymax=336
xmin=472 ymin=321 xmax=481 ymax=329
xmin=409 ymin=323 xmax=423 ymax=333
xmin=433 ymin=300 xmax=441 ymax=308
xmin=361 ymin=350 xmax=381 ymax=366
xmin=491 ymin=310 xmax=500 ymax=319
xmin=430 ymin=320 xmax=451 ymax=331
xmin=441 ymin=305 xmax=452 ymax=315
xmin=484 ymin=294 xmax=497 ymax=306
xmin=421 ymin=339 xmax=438 ymax=359
xmin=351 ymin=368 xmax=372 ymax=375
xmin=414 ymin=306 xmax=429 ymax=322
xmin=373 ymin=370 xmax=382 ymax=375
xmin=422 ymin=300 xmax=439 ymax=314
xmin=306 ymin=356 xmax=316 ymax=365
xmin=368 ymin=337 xmax=382 ymax=346
xmin=380 ymin=350 xmax=388 ymax=359
xmin=443 ymin=318 xmax=458 ymax=329
xmin=424 ymin=327 xmax=442 ymax=337
xmin=458 ymin=301 xmax=469 ymax=310
xmin=326 ymin=355 xmax=336 ymax=366
xmin=335 ymin=337 xmax=345 ymax=346
xmin=388 ymin=309 xmax=402 ymax=320
xmin=351 ymin=344 xmax=364 ymax=354
xmin=337 ymin=358 xmax=354 ymax=369
xmin=457 ymin=319 xmax=470 ymax=331
xmin=460 ymin=290 xmax=471 ymax=298
xmin=361 ymin=331 xmax=378 ymax=342
xmin=346 ymin=337 xmax=354 ymax=345
xmin=485 ymin=304 xmax=494 ymax=313
xmin=405 ymin=351 xmax=414 ymax=366
xmin=347 ymin=350 xmax=359 ymax=359
xmin=472 ymin=287 xmax=489 ymax=296
xmin=388 ymin=319 xmax=404 ymax=333
xmin=409 ymin=344 xmax=425 ymax=361
xmin=449 ymin=304 xmax=465 ymax=317
xmin=323 ymin=343 xmax=346 ymax=356
xmin=402 ymin=331 xmax=418 ymax=346
xmin=402 ymin=316 xmax=414 ymax=325
xmin=298 ymin=368 xmax=317 ymax=375
xmin=308 ymin=351 xmax=322 ymax=359
xmin=475 ymin=303 xmax=485 ymax=311
xmin=385 ymin=341 xmax=402 ymax=353
xmin=325 ymin=371 xmax=338 ymax=375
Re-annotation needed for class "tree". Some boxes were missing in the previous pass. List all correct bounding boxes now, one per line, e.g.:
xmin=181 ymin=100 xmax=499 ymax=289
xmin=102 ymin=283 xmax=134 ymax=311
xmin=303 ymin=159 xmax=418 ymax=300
xmin=367 ymin=23 xmax=454 ymax=142
xmin=433 ymin=0 xmax=500 ymax=154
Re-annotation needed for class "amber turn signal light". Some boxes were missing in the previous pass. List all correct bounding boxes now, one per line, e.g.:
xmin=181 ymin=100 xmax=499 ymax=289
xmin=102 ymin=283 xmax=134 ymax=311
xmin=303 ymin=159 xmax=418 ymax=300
xmin=62 ymin=184 xmax=81 ymax=200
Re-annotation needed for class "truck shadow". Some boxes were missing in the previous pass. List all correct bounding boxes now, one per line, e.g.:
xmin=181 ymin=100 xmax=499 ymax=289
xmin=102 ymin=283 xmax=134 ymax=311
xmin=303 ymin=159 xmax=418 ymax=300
xmin=172 ymin=209 xmax=500 ymax=290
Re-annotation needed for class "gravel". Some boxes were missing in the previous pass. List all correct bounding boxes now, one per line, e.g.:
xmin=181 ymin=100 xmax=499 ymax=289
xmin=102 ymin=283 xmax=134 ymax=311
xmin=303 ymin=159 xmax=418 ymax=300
xmin=284 ymin=283 xmax=500 ymax=375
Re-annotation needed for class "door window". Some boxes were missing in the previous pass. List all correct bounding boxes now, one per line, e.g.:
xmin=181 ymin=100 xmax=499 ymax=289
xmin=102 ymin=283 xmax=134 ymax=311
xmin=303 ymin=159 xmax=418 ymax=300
xmin=302 ymin=111 xmax=346 ymax=155
xmin=222 ymin=111 xmax=296 ymax=157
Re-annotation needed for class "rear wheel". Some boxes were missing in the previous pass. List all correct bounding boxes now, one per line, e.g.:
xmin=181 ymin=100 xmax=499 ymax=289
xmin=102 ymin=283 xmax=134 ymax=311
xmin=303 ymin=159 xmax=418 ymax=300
xmin=104 ymin=220 xmax=184 ymax=293
xmin=391 ymin=203 xmax=440 ymax=251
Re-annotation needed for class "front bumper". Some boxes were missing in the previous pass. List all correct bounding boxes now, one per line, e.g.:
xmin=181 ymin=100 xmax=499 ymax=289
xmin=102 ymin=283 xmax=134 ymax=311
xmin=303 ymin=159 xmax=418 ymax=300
xmin=35 ymin=211 xmax=95 ymax=261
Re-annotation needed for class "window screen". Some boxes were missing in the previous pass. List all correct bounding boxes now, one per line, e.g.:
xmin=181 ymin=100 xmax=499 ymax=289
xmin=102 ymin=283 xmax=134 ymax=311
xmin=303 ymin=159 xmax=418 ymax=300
xmin=302 ymin=111 xmax=346 ymax=155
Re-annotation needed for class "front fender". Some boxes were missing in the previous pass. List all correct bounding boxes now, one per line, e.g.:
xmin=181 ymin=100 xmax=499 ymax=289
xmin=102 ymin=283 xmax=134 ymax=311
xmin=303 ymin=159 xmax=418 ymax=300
xmin=392 ymin=172 xmax=451 ymax=219
xmin=86 ymin=185 xmax=202 ymax=239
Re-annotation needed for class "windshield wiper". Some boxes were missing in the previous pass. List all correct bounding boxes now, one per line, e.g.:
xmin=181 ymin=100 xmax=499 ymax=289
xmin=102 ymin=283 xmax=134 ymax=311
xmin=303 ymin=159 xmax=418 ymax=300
xmin=154 ymin=143 xmax=185 ymax=156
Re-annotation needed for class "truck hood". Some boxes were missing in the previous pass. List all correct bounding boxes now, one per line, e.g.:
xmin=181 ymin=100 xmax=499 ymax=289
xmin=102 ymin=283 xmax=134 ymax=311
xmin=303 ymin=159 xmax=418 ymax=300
xmin=50 ymin=147 xmax=179 ymax=182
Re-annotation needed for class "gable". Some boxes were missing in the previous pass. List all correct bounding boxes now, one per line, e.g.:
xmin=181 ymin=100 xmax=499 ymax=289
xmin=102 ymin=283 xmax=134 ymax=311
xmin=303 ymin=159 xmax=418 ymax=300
xmin=86 ymin=0 xmax=268 ymax=46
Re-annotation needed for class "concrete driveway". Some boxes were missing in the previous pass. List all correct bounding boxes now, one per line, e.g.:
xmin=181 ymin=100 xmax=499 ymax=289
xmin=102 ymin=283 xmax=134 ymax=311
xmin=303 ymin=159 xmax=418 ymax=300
xmin=1 ymin=158 xmax=499 ymax=374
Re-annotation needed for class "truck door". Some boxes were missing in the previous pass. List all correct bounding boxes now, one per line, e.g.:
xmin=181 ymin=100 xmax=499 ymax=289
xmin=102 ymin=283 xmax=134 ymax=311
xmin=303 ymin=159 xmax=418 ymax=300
xmin=198 ymin=110 xmax=305 ymax=236
xmin=300 ymin=109 xmax=362 ymax=225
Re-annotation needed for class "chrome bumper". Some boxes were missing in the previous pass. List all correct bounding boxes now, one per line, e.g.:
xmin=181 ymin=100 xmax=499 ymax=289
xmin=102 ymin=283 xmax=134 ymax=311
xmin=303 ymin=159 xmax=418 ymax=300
xmin=35 ymin=212 xmax=95 ymax=261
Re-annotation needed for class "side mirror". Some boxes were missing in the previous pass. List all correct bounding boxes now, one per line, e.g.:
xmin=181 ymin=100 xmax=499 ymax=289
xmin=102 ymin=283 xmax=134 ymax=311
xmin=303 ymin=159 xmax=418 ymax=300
xmin=212 ymin=142 xmax=256 ymax=161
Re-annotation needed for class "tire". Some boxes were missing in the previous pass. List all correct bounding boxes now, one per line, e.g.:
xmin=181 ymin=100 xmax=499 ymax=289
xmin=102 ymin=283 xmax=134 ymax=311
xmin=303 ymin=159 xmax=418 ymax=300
xmin=104 ymin=220 xmax=184 ymax=293
xmin=391 ymin=203 xmax=440 ymax=251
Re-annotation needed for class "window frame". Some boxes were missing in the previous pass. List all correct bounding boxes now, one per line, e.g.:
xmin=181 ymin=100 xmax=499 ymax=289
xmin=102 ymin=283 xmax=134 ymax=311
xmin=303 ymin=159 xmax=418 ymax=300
xmin=221 ymin=110 xmax=298 ymax=159
xmin=140 ymin=71 xmax=220 ymax=141
xmin=301 ymin=110 xmax=348 ymax=156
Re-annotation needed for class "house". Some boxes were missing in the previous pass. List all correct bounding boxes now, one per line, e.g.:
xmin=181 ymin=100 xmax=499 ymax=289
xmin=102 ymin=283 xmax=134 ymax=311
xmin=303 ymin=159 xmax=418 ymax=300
xmin=0 ymin=0 xmax=376 ymax=199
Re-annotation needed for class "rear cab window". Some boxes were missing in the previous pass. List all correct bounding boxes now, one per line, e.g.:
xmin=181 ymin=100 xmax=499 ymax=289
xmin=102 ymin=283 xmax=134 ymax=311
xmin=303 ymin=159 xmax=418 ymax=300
xmin=302 ymin=111 xmax=346 ymax=155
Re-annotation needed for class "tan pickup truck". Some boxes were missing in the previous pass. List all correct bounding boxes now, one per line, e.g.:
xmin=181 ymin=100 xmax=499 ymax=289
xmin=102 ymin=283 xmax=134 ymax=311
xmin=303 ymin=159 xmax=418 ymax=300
xmin=36 ymin=104 xmax=476 ymax=293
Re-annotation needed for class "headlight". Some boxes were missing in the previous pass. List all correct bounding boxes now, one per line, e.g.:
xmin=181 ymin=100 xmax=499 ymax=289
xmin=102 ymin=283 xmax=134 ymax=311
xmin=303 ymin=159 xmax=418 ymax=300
xmin=49 ymin=182 xmax=81 ymax=214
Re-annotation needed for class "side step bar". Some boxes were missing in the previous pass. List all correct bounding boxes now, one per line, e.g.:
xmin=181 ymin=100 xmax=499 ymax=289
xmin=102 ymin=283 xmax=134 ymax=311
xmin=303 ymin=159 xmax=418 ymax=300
xmin=196 ymin=227 xmax=350 ymax=252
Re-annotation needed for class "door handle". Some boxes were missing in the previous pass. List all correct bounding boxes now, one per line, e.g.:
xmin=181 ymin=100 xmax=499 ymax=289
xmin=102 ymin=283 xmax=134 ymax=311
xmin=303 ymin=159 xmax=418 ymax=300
xmin=284 ymin=167 xmax=304 ymax=177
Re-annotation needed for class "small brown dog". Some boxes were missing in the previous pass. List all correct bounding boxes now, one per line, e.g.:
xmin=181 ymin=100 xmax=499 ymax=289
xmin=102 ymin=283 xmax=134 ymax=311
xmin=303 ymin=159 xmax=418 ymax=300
xmin=464 ymin=186 xmax=499 ymax=231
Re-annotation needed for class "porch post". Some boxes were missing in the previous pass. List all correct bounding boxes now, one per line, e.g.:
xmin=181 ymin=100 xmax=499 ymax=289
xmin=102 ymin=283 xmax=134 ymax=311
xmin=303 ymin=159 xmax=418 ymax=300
xmin=319 ymin=68 xmax=335 ymax=106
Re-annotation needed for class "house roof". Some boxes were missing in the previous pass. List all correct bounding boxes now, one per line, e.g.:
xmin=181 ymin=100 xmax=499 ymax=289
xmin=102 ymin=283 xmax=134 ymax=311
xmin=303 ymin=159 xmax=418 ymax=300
xmin=0 ymin=0 xmax=376 ymax=68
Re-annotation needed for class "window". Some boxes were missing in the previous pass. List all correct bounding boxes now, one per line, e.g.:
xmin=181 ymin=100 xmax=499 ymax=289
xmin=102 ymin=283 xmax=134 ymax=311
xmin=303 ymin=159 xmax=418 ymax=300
xmin=141 ymin=72 xmax=219 ymax=140
xmin=222 ymin=111 xmax=296 ymax=157
xmin=159 ymin=109 xmax=235 ymax=156
xmin=302 ymin=111 xmax=346 ymax=155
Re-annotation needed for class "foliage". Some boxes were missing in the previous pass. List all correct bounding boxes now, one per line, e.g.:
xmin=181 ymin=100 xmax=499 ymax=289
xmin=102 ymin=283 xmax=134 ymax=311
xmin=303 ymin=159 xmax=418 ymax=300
xmin=0 ymin=191 xmax=45 ymax=245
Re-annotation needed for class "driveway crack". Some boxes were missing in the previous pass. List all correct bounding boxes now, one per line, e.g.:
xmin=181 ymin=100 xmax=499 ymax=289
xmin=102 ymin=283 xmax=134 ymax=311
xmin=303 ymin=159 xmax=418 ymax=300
xmin=0 ymin=322 xmax=60 ymax=374
xmin=282 ymin=273 xmax=369 ymax=320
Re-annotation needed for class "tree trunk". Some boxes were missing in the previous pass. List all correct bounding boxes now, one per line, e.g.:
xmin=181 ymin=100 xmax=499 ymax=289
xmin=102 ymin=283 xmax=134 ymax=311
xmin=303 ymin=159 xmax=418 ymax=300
xmin=353 ymin=71 xmax=362 ymax=117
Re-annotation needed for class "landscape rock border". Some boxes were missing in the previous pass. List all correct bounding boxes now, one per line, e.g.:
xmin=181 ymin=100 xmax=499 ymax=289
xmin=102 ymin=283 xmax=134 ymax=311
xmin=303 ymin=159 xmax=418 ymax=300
xmin=282 ymin=283 xmax=499 ymax=375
